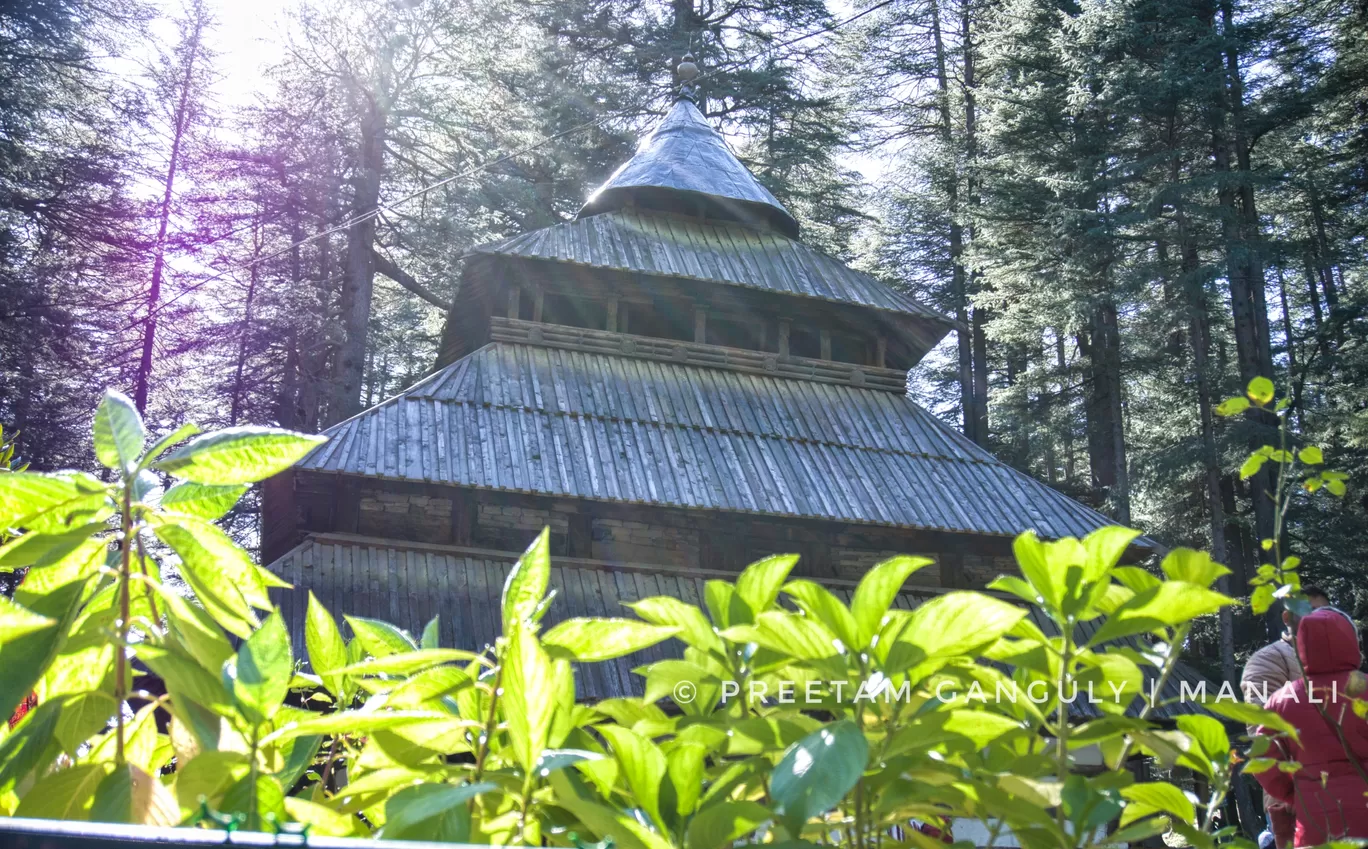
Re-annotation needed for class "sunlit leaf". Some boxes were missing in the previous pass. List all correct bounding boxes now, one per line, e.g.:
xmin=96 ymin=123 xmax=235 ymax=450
xmin=1089 ymin=582 xmax=1232 ymax=645
xmin=1246 ymin=376 xmax=1275 ymax=405
xmin=685 ymin=800 xmax=772 ymax=849
xmin=627 ymin=596 xmax=722 ymax=653
xmin=1215 ymin=396 xmax=1250 ymax=417
xmin=502 ymin=622 xmax=555 ymax=772
xmin=598 ymin=723 xmax=668 ymax=831
xmin=225 ymin=609 xmax=292 ymax=725
xmin=157 ymin=482 xmax=247 ymax=520
xmin=89 ymin=764 xmax=179 ymax=826
xmin=784 ymin=579 xmax=859 ymax=652
xmin=14 ymin=762 xmax=111 ymax=821
xmin=0 ymin=594 xmax=55 ymax=642
xmin=502 ymin=528 xmax=549 ymax=631
xmin=1120 ymin=782 xmax=1195 ymax=828
xmin=92 ymin=390 xmax=145 ymax=473
xmin=735 ymin=553 xmax=799 ymax=616
xmin=306 ymin=592 xmax=348 ymax=699
xmin=1240 ymin=455 xmax=1268 ymax=480
xmin=152 ymin=427 xmax=325 ymax=484
xmin=344 ymin=615 xmax=418 ymax=658
xmin=541 ymin=618 xmax=680 ymax=662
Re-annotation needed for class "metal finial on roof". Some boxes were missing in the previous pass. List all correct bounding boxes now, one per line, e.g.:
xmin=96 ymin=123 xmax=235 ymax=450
xmin=677 ymin=53 xmax=699 ymax=102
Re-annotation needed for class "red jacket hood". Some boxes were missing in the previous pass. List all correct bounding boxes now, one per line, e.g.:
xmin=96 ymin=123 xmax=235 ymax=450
xmin=1296 ymin=607 xmax=1362 ymax=675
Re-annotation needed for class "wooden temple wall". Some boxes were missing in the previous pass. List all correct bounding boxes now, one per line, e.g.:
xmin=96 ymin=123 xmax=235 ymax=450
xmin=265 ymin=470 xmax=1019 ymax=589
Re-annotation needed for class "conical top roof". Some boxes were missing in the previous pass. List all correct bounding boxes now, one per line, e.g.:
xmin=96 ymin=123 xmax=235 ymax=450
xmin=579 ymin=99 xmax=800 ymax=238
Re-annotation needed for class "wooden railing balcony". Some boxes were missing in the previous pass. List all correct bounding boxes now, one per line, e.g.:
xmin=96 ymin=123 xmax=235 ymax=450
xmin=489 ymin=317 xmax=909 ymax=393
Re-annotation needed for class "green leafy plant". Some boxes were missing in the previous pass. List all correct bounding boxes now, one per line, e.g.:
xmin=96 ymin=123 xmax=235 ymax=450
xmin=0 ymin=385 xmax=1352 ymax=849
xmin=0 ymin=390 xmax=323 ymax=825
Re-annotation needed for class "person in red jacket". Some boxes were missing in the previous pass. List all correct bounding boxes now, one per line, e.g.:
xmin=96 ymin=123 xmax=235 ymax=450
xmin=1255 ymin=607 xmax=1368 ymax=846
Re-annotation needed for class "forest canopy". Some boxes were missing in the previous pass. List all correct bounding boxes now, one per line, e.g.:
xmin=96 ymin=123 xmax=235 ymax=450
xmin=1 ymin=0 xmax=1365 ymax=677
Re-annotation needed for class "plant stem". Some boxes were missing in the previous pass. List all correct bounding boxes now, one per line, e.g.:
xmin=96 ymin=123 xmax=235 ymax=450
xmin=247 ymin=725 xmax=261 ymax=831
xmin=318 ymin=735 xmax=340 ymax=794
xmin=472 ymin=663 xmax=504 ymax=781
xmin=1112 ymin=622 xmax=1191 ymax=769
xmin=114 ymin=484 xmax=133 ymax=766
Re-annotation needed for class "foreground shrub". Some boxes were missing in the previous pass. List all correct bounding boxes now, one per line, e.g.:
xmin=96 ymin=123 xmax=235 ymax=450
xmin=0 ymin=383 xmax=1351 ymax=848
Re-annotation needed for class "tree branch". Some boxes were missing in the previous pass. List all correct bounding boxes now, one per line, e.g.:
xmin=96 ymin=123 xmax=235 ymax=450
xmin=371 ymin=249 xmax=448 ymax=310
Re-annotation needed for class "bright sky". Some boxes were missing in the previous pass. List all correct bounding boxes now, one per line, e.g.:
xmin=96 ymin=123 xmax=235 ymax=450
xmin=201 ymin=0 xmax=285 ymax=109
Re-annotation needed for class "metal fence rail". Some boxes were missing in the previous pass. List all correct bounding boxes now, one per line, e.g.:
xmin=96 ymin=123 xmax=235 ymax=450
xmin=0 ymin=818 xmax=492 ymax=849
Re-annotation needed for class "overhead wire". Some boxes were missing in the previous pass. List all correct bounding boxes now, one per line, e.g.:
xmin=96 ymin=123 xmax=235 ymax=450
xmin=131 ymin=0 xmax=898 ymax=327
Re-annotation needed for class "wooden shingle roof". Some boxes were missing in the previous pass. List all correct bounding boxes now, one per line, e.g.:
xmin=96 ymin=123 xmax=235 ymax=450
xmin=579 ymin=99 xmax=799 ymax=237
xmin=297 ymin=341 xmax=1121 ymax=541
xmin=475 ymin=209 xmax=954 ymax=329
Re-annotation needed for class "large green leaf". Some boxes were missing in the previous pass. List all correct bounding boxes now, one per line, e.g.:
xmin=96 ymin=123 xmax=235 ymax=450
xmin=383 ymin=665 xmax=474 ymax=708
xmin=0 ymin=594 xmax=55 ymax=641
xmin=883 ymin=591 xmax=1025 ymax=673
xmin=1120 ymin=782 xmax=1195 ymax=828
xmin=0 ymin=577 xmax=87 ymax=721
xmin=1159 ymin=548 xmax=1231 ymax=590
xmin=542 ymin=618 xmax=679 ymax=661
xmin=173 ymin=752 xmax=250 ymax=819
xmin=282 ymin=797 xmax=365 ymax=838
xmin=850 ymin=555 xmax=934 ymax=649
xmin=225 ymin=609 xmax=292 ymax=725
xmin=1200 ymin=699 xmax=1298 ymax=737
xmin=502 ymin=528 xmax=550 ymax=630
xmin=14 ymin=762 xmax=111 ymax=820
xmin=139 ymin=644 xmax=236 ymax=717
xmin=380 ymin=782 xmax=495 ymax=842
xmin=0 ymin=522 xmax=102 ymax=571
xmin=151 ymin=426 xmax=325 ymax=484
xmin=722 ymin=611 xmax=842 ymax=661
xmin=941 ymin=709 xmax=1025 ymax=748
xmin=770 ymin=720 xmax=868 ymax=836
xmin=220 ymin=772 xmax=286 ymax=830
xmin=11 ymin=537 xmax=105 ymax=603
xmin=0 ymin=699 xmax=62 ymax=792
xmin=598 ymin=724 xmax=669 ymax=832
xmin=783 ymin=580 xmax=859 ymax=652
xmin=686 ymin=800 xmax=772 ymax=849
xmin=547 ymin=769 xmax=674 ymax=849
xmin=667 ymin=741 xmax=707 ymax=817
xmin=262 ymin=710 xmax=464 ymax=745
xmin=0 ymin=473 xmax=81 ymax=530
xmin=92 ymin=390 xmax=145 ymax=473
xmin=153 ymin=518 xmax=264 ymax=638
xmin=155 ymin=586 xmax=235 ymax=671
xmin=306 ymin=592 xmax=348 ymax=699
xmin=338 ymin=648 xmax=482 ymax=676
xmin=1088 ymin=582 xmax=1232 ymax=646
xmin=502 ymin=622 xmax=555 ymax=771
xmin=626 ymin=596 xmax=722 ymax=653
xmin=88 ymin=764 xmax=179 ymax=826
xmin=157 ymin=482 xmax=247 ymax=520
xmin=1013 ymin=532 xmax=1064 ymax=611
xmin=1175 ymin=715 xmax=1230 ymax=777
xmin=54 ymin=691 xmax=119 ymax=754
xmin=344 ymin=615 xmax=418 ymax=658
xmin=735 ymin=554 xmax=799 ymax=616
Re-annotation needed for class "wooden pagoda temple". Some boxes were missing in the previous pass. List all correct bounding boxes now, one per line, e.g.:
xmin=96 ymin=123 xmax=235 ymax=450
xmin=259 ymin=93 xmax=1171 ymax=699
